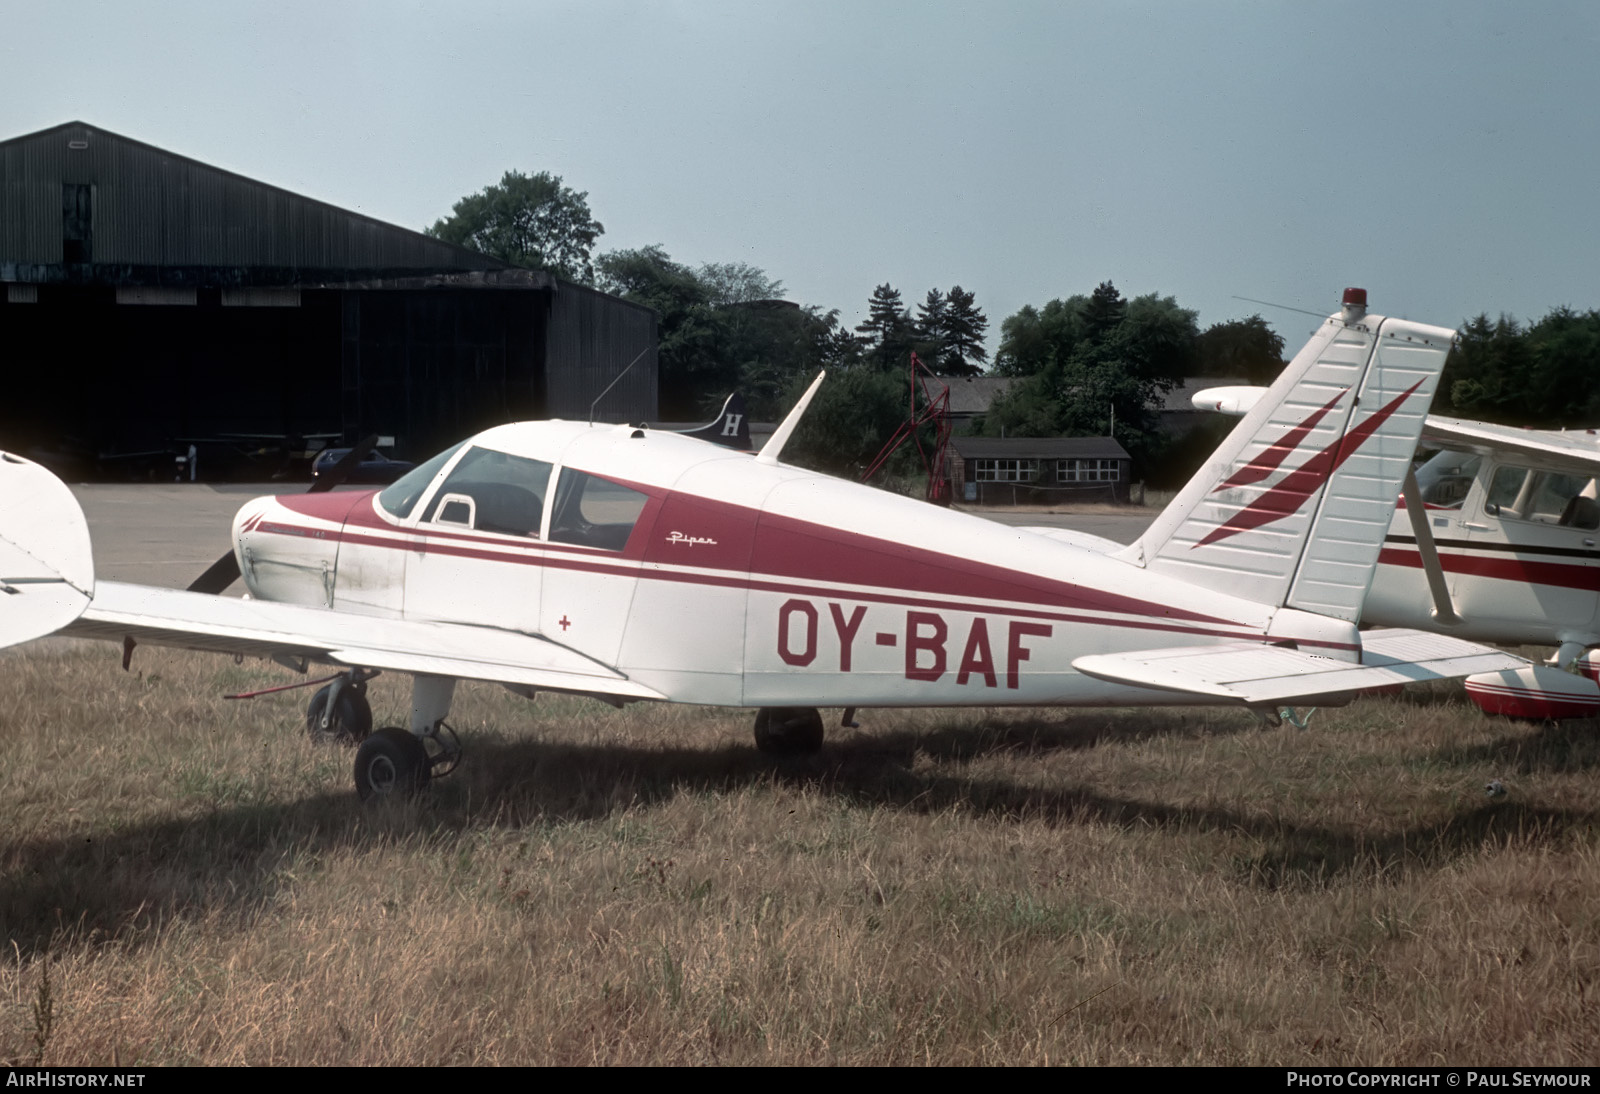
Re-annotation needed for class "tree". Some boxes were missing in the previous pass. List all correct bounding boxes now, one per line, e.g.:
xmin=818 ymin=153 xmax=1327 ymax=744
xmin=595 ymin=245 xmax=723 ymax=417
xmin=856 ymin=284 xmax=914 ymax=369
xmin=697 ymin=262 xmax=785 ymax=307
xmin=992 ymin=296 xmax=1089 ymax=377
xmin=596 ymin=247 xmax=832 ymax=421
xmin=937 ymin=286 xmax=989 ymax=377
xmin=1441 ymin=307 xmax=1600 ymax=425
xmin=781 ymin=366 xmax=929 ymax=481
xmin=916 ymin=288 xmax=948 ymax=364
xmin=1440 ymin=314 xmax=1529 ymax=421
xmin=1196 ymin=315 xmax=1285 ymax=383
xmin=427 ymin=170 xmax=604 ymax=283
xmin=981 ymin=282 xmax=1193 ymax=475
xmin=1083 ymin=281 xmax=1127 ymax=339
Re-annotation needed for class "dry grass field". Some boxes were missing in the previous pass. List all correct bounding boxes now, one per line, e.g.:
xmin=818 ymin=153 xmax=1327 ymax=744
xmin=2 ymin=638 xmax=1598 ymax=1065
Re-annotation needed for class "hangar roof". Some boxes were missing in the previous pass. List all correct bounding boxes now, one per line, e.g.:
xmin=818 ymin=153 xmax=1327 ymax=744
xmin=0 ymin=120 xmax=527 ymax=285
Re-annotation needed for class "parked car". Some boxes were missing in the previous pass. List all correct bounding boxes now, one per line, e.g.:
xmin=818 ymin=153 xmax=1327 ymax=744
xmin=310 ymin=448 xmax=417 ymax=485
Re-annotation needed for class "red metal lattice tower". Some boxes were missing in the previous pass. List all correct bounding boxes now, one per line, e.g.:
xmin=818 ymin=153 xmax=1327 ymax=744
xmin=860 ymin=352 xmax=952 ymax=504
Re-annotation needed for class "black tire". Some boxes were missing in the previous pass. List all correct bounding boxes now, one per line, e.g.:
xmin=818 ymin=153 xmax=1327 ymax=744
xmin=753 ymin=707 xmax=825 ymax=755
xmin=306 ymin=684 xmax=373 ymax=746
xmin=354 ymin=728 xmax=431 ymax=801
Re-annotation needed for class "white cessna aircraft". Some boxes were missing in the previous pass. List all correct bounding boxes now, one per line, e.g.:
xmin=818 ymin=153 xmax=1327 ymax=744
xmin=1194 ymin=383 xmax=1600 ymax=720
xmin=0 ymin=290 xmax=1527 ymax=800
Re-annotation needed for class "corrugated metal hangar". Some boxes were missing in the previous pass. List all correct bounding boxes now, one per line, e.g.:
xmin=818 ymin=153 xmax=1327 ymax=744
xmin=0 ymin=120 xmax=657 ymax=478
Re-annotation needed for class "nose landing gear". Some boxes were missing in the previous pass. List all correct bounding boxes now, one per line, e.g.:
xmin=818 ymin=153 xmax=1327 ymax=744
xmin=305 ymin=670 xmax=377 ymax=745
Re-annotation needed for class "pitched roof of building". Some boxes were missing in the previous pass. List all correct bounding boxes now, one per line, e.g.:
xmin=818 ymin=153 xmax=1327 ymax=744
xmin=949 ymin=436 xmax=1130 ymax=460
xmin=944 ymin=375 xmax=1014 ymax=416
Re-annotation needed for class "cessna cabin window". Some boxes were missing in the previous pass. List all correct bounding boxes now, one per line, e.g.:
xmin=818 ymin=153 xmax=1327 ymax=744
xmin=378 ymin=442 xmax=466 ymax=519
xmin=1484 ymin=463 xmax=1599 ymax=530
xmin=549 ymin=469 xmax=648 ymax=552
xmin=1412 ymin=449 xmax=1481 ymax=509
xmin=420 ymin=447 xmax=554 ymax=537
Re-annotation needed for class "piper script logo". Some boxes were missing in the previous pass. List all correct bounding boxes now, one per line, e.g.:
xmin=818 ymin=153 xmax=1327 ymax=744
xmin=1195 ymin=379 xmax=1424 ymax=548
xmin=667 ymin=531 xmax=719 ymax=547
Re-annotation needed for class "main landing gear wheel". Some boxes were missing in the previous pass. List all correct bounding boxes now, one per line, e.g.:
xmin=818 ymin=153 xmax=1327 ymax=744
xmin=753 ymin=707 xmax=825 ymax=755
xmin=354 ymin=728 xmax=431 ymax=801
xmin=306 ymin=682 xmax=373 ymax=746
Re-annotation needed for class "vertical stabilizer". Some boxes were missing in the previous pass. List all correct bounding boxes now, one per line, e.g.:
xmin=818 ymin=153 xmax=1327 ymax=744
xmin=1116 ymin=290 xmax=1455 ymax=619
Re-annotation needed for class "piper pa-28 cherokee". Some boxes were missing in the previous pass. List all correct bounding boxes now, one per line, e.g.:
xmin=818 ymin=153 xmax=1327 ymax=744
xmin=1195 ymin=374 xmax=1600 ymax=721
xmin=0 ymin=289 xmax=1531 ymax=801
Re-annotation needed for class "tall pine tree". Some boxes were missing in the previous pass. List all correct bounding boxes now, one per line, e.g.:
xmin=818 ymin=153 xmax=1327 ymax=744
xmin=856 ymin=283 xmax=912 ymax=368
xmin=938 ymin=286 xmax=989 ymax=377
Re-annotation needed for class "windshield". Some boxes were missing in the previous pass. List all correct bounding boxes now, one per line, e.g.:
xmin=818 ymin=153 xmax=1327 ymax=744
xmin=377 ymin=441 xmax=466 ymax=519
xmin=420 ymin=446 xmax=553 ymax=536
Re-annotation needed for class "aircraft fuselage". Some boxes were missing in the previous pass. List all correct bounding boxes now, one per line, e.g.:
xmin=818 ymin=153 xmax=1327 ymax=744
xmin=233 ymin=420 xmax=1308 ymax=710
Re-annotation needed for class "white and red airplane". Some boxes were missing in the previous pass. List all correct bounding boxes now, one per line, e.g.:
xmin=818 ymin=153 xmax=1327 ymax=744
xmin=1193 ymin=383 xmax=1600 ymax=720
xmin=0 ymin=290 xmax=1528 ymax=800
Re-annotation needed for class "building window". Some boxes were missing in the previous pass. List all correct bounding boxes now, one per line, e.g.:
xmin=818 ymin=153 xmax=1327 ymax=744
xmin=1057 ymin=459 xmax=1119 ymax=483
xmin=973 ymin=458 xmax=1040 ymax=483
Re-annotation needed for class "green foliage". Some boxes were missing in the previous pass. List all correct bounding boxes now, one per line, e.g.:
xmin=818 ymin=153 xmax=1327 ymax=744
xmin=427 ymin=170 xmax=604 ymax=283
xmin=597 ymin=246 xmax=840 ymax=421
xmin=596 ymin=245 xmax=723 ymax=417
xmin=1196 ymin=314 xmax=1285 ymax=382
xmin=723 ymin=302 xmax=851 ymax=422
xmin=1440 ymin=308 xmax=1600 ymax=425
xmin=983 ymin=283 xmax=1196 ymax=474
xmin=855 ymin=284 xmax=917 ymax=370
xmin=934 ymin=286 xmax=989 ymax=377
xmin=781 ymin=366 xmax=929 ymax=483
xmin=696 ymin=261 xmax=785 ymax=306
xmin=993 ymin=296 xmax=1089 ymax=377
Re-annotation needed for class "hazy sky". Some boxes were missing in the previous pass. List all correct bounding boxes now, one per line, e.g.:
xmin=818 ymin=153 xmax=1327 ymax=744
xmin=6 ymin=1 xmax=1599 ymax=350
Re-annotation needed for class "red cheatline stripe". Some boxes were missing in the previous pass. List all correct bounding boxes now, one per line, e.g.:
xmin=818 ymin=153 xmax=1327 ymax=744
xmin=245 ymin=518 xmax=1361 ymax=653
xmin=1378 ymin=547 xmax=1600 ymax=593
xmin=1196 ymin=379 xmax=1425 ymax=549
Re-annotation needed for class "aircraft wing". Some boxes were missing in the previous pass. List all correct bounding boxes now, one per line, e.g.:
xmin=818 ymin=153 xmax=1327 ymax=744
xmin=1072 ymin=629 xmax=1525 ymax=706
xmin=62 ymin=581 xmax=666 ymax=701
xmin=1421 ymin=416 xmax=1600 ymax=473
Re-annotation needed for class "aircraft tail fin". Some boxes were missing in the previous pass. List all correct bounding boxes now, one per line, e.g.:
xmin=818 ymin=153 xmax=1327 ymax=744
xmin=1115 ymin=290 xmax=1456 ymax=622
xmin=0 ymin=453 xmax=95 ymax=650
xmin=675 ymin=392 xmax=753 ymax=451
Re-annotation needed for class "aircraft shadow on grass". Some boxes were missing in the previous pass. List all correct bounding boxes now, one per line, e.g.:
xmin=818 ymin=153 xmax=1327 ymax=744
xmin=5 ymin=709 xmax=1595 ymax=958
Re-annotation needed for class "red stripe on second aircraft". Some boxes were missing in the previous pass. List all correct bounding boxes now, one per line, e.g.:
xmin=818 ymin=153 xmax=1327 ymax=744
xmin=1378 ymin=547 xmax=1600 ymax=593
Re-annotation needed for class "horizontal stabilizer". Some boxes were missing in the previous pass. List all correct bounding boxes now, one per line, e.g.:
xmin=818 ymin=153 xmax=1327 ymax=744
xmin=0 ymin=453 xmax=95 ymax=650
xmin=1073 ymin=629 xmax=1524 ymax=706
xmin=67 ymin=582 xmax=666 ymax=701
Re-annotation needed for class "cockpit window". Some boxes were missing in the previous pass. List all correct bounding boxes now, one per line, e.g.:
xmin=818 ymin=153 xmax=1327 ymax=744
xmin=420 ymin=447 xmax=554 ymax=537
xmin=377 ymin=441 xmax=466 ymax=519
xmin=549 ymin=469 xmax=648 ymax=552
